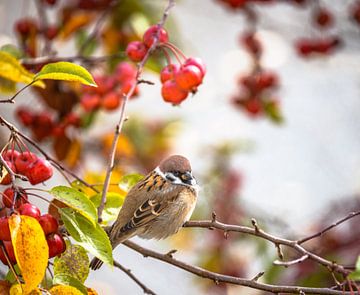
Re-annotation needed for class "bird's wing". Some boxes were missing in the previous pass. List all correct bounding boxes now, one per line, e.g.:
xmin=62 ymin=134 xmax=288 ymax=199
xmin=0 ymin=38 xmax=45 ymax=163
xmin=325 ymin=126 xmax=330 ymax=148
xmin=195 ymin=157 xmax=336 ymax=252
xmin=110 ymin=172 xmax=182 ymax=239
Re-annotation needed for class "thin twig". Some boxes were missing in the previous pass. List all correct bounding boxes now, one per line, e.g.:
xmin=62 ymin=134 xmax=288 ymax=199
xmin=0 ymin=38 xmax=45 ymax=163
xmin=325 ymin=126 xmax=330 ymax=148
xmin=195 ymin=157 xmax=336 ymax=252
xmin=298 ymin=210 xmax=360 ymax=244
xmin=0 ymin=81 xmax=35 ymax=104
xmin=97 ymin=0 xmax=176 ymax=222
xmin=184 ymin=219 xmax=350 ymax=276
xmin=21 ymin=53 xmax=125 ymax=67
xmin=123 ymin=240 xmax=353 ymax=295
xmin=78 ymin=0 xmax=119 ymax=55
xmin=113 ymin=260 xmax=157 ymax=295
xmin=274 ymin=255 xmax=309 ymax=267
xmin=34 ymin=0 xmax=53 ymax=55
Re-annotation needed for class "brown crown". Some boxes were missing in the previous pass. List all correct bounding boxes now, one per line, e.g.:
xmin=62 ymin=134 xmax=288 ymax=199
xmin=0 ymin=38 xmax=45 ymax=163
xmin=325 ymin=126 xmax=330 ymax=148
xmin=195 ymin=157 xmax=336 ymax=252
xmin=159 ymin=155 xmax=192 ymax=173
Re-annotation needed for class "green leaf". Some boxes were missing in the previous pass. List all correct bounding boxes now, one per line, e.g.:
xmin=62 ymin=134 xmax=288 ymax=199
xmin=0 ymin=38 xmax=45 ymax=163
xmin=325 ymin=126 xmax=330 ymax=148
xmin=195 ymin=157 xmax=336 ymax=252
xmin=54 ymin=243 xmax=89 ymax=283
xmin=49 ymin=186 xmax=97 ymax=224
xmin=0 ymin=51 xmax=45 ymax=88
xmin=53 ymin=274 xmax=87 ymax=295
xmin=356 ymin=255 xmax=360 ymax=271
xmin=90 ymin=192 xmax=125 ymax=224
xmin=34 ymin=61 xmax=97 ymax=87
xmin=118 ymin=173 xmax=144 ymax=192
xmin=0 ymin=44 xmax=23 ymax=59
xmin=60 ymin=208 xmax=113 ymax=267
xmin=349 ymin=256 xmax=360 ymax=280
xmin=5 ymin=265 xmax=21 ymax=284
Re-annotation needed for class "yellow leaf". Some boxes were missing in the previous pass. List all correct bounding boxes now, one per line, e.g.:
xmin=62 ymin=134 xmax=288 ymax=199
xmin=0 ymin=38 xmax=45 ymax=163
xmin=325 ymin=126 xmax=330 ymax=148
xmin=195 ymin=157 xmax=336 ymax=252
xmin=34 ymin=62 xmax=97 ymax=87
xmin=49 ymin=285 xmax=84 ymax=295
xmin=9 ymin=215 xmax=48 ymax=294
xmin=0 ymin=51 xmax=44 ymax=88
xmin=102 ymin=133 xmax=135 ymax=159
xmin=9 ymin=284 xmax=41 ymax=295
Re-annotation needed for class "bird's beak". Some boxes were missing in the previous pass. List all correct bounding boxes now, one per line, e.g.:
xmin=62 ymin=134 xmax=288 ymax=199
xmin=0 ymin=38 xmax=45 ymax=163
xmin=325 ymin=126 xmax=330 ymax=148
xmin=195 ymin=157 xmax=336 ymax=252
xmin=181 ymin=171 xmax=197 ymax=186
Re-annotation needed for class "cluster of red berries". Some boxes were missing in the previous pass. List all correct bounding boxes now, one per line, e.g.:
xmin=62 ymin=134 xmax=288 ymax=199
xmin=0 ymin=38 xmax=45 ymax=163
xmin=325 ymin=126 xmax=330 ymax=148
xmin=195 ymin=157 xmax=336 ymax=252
xmin=216 ymin=0 xmax=304 ymax=10
xmin=14 ymin=18 xmax=59 ymax=57
xmin=0 ymin=201 xmax=65 ymax=265
xmin=232 ymin=70 xmax=279 ymax=117
xmin=1 ymin=149 xmax=53 ymax=185
xmin=296 ymin=37 xmax=341 ymax=57
xmin=80 ymin=62 xmax=138 ymax=112
xmin=126 ymin=25 xmax=206 ymax=105
xmin=232 ymin=31 xmax=281 ymax=120
xmin=16 ymin=109 xmax=81 ymax=141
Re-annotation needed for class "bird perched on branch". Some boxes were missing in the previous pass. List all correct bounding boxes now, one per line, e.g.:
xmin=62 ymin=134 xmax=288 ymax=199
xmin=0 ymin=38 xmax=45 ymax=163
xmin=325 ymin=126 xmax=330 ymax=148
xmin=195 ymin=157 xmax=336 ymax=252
xmin=90 ymin=155 xmax=199 ymax=270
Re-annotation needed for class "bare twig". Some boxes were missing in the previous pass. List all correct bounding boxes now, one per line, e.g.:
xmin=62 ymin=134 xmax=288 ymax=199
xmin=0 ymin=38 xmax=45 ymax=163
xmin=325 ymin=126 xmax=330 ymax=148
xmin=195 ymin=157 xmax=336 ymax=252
xmin=34 ymin=0 xmax=53 ymax=55
xmin=78 ymin=0 xmax=119 ymax=55
xmin=183 ymin=219 xmax=350 ymax=276
xmin=274 ymin=255 xmax=309 ymax=267
xmin=114 ymin=260 xmax=157 ymax=295
xmin=298 ymin=210 xmax=360 ymax=244
xmin=21 ymin=53 xmax=125 ymax=67
xmin=0 ymin=81 xmax=35 ymax=104
xmin=97 ymin=0 xmax=176 ymax=222
xmin=124 ymin=240 xmax=353 ymax=295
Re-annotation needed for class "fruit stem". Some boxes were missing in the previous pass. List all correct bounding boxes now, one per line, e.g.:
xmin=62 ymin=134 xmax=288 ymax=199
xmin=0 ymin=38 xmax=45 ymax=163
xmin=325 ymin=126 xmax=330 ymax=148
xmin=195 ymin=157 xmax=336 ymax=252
xmin=160 ymin=44 xmax=183 ymax=65
xmin=162 ymin=42 xmax=187 ymax=60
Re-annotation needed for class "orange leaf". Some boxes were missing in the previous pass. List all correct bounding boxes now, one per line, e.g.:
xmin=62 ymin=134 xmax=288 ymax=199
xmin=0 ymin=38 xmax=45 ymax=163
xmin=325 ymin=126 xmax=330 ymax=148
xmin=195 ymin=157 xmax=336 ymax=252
xmin=59 ymin=13 xmax=95 ymax=40
xmin=9 ymin=215 xmax=48 ymax=294
xmin=0 ymin=280 xmax=10 ymax=295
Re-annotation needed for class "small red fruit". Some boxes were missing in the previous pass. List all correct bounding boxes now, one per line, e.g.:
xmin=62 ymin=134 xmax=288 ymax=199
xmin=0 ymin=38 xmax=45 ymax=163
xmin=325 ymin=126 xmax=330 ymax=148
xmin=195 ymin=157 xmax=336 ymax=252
xmin=143 ymin=25 xmax=168 ymax=48
xmin=16 ymin=108 xmax=34 ymax=126
xmin=15 ymin=152 xmax=37 ymax=175
xmin=313 ymin=8 xmax=333 ymax=28
xmin=2 ymin=150 xmax=20 ymax=163
xmin=161 ymin=80 xmax=189 ymax=105
xmin=244 ymin=98 xmax=263 ymax=116
xmin=0 ymin=241 xmax=16 ymax=265
xmin=184 ymin=58 xmax=206 ymax=78
xmin=101 ymin=92 xmax=121 ymax=110
xmin=26 ymin=158 xmax=53 ymax=185
xmin=0 ymin=217 xmax=11 ymax=241
xmin=116 ymin=62 xmax=136 ymax=83
xmin=126 ymin=41 xmax=148 ymax=62
xmin=47 ymin=233 xmax=66 ymax=258
xmin=45 ymin=26 xmax=58 ymax=40
xmin=0 ymin=161 xmax=16 ymax=185
xmin=3 ymin=188 xmax=28 ymax=208
xmin=160 ymin=64 xmax=180 ymax=83
xmin=39 ymin=214 xmax=59 ymax=235
xmin=81 ymin=94 xmax=101 ymax=112
xmin=18 ymin=203 xmax=41 ymax=219
xmin=175 ymin=65 xmax=203 ymax=91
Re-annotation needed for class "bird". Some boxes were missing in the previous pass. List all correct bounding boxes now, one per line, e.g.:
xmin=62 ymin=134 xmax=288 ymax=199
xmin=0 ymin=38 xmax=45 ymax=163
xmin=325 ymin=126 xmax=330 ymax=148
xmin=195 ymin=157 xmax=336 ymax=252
xmin=90 ymin=155 xmax=199 ymax=270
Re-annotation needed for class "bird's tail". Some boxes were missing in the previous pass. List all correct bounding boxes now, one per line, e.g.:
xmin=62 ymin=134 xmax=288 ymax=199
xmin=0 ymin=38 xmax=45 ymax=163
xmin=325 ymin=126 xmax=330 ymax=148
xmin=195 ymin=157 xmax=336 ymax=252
xmin=89 ymin=224 xmax=135 ymax=270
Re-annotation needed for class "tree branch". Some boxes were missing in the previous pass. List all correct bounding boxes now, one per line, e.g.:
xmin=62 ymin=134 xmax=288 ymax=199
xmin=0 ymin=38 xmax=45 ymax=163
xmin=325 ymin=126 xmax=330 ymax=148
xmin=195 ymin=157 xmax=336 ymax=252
xmin=97 ymin=0 xmax=176 ymax=222
xmin=113 ymin=260 xmax=157 ymax=295
xmin=183 ymin=219 xmax=350 ymax=276
xmin=123 ymin=240 xmax=353 ymax=295
xmin=297 ymin=210 xmax=360 ymax=244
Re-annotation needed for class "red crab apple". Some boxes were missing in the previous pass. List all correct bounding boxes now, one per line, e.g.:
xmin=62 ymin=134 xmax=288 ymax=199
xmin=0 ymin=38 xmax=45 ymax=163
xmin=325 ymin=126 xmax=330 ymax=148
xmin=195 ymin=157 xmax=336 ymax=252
xmin=0 ymin=241 xmax=16 ymax=265
xmin=143 ymin=25 xmax=168 ymax=48
xmin=0 ymin=217 xmax=11 ymax=241
xmin=2 ymin=188 xmax=28 ymax=208
xmin=26 ymin=158 xmax=53 ymax=185
xmin=18 ymin=203 xmax=41 ymax=220
xmin=39 ymin=214 xmax=59 ymax=235
xmin=161 ymin=80 xmax=188 ymax=105
xmin=15 ymin=151 xmax=37 ymax=175
xmin=160 ymin=64 xmax=180 ymax=83
xmin=126 ymin=41 xmax=148 ymax=62
xmin=175 ymin=65 xmax=203 ymax=91
xmin=47 ymin=233 xmax=66 ymax=258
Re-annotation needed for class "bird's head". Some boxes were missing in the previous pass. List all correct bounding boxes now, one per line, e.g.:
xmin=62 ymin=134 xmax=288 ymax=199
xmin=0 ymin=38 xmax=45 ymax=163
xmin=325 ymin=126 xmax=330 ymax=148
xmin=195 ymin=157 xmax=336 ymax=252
xmin=156 ymin=155 xmax=197 ymax=188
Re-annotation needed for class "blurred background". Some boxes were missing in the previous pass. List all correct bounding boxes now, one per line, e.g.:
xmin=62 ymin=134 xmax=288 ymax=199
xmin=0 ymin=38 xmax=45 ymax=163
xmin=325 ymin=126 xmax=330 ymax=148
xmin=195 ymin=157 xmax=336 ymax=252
xmin=0 ymin=0 xmax=360 ymax=294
